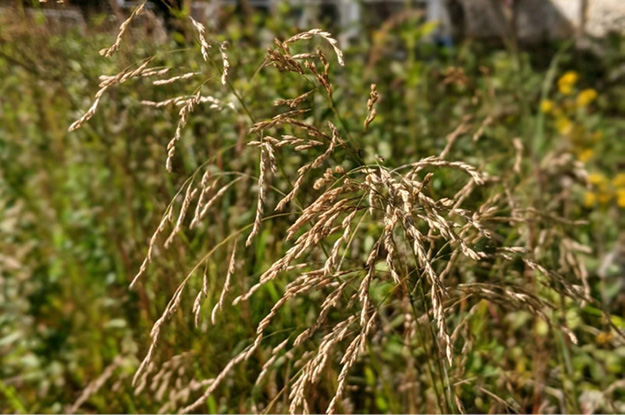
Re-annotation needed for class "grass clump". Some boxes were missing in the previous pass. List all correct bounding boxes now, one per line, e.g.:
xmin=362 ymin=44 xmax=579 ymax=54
xmin=2 ymin=3 xmax=625 ymax=413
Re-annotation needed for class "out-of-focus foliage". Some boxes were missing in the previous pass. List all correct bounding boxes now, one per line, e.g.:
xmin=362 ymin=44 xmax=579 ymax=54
xmin=1 ymin=3 xmax=625 ymax=413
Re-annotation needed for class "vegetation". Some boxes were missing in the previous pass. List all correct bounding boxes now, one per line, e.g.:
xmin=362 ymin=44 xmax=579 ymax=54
xmin=1 ymin=3 xmax=625 ymax=414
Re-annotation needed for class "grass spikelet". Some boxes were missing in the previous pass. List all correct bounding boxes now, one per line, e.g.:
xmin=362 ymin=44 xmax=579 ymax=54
xmin=141 ymin=96 xmax=188 ymax=107
xmin=189 ymin=16 xmax=211 ymax=61
xmin=68 ymin=357 xmax=123 ymax=413
xmin=130 ymin=205 xmax=173 ymax=289
xmin=364 ymin=83 xmax=378 ymax=129
xmin=246 ymin=142 xmax=276 ymax=246
xmin=326 ymin=311 xmax=377 ymax=415
xmin=274 ymin=90 xmax=314 ymax=108
xmin=255 ymin=339 xmax=289 ymax=387
xmin=68 ymin=58 xmax=154 ymax=132
xmin=210 ymin=242 xmax=237 ymax=324
xmin=219 ymin=41 xmax=230 ymax=85
xmin=192 ymin=177 xmax=243 ymax=228
xmin=166 ymin=91 xmax=201 ymax=172
xmin=382 ymin=206 xmax=401 ymax=284
xmin=152 ymin=71 xmax=200 ymax=86
xmin=99 ymin=2 xmax=145 ymax=58
xmin=285 ymin=29 xmax=345 ymax=67
xmin=275 ymin=122 xmax=343 ymax=211
xmin=164 ymin=182 xmax=198 ymax=248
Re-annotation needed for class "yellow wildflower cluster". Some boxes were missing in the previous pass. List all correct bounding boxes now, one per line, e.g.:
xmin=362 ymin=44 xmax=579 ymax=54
xmin=540 ymin=99 xmax=554 ymax=113
xmin=540 ymin=71 xmax=601 ymax=164
xmin=558 ymin=71 xmax=578 ymax=95
xmin=585 ymin=173 xmax=625 ymax=208
xmin=577 ymin=88 xmax=598 ymax=107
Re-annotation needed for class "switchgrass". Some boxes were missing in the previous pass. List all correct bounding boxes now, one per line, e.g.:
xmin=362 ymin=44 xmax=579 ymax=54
xmin=63 ymin=6 xmax=624 ymax=414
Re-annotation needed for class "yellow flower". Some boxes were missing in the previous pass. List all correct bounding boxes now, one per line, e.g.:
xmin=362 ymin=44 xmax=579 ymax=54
xmin=556 ymin=117 xmax=573 ymax=135
xmin=560 ymin=71 xmax=579 ymax=84
xmin=577 ymin=148 xmax=594 ymax=163
xmin=617 ymin=189 xmax=625 ymax=208
xmin=559 ymin=84 xmax=573 ymax=95
xmin=584 ymin=192 xmax=597 ymax=207
xmin=577 ymin=88 xmax=598 ymax=107
xmin=613 ymin=173 xmax=625 ymax=188
xmin=587 ymin=173 xmax=606 ymax=185
xmin=558 ymin=71 xmax=578 ymax=95
xmin=540 ymin=99 xmax=554 ymax=113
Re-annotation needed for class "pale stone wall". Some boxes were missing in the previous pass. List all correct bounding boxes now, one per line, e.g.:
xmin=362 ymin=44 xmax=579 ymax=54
xmin=586 ymin=0 xmax=625 ymax=37
xmin=456 ymin=0 xmax=625 ymax=41
xmin=459 ymin=0 xmax=512 ymax=39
